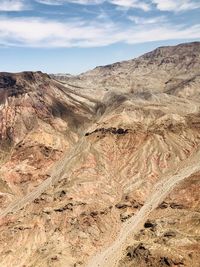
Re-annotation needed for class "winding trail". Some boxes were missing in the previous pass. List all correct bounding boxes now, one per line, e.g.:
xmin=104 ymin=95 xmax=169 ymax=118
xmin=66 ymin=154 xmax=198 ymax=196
xmin=86 ymin=149 xmax=200 ymax=267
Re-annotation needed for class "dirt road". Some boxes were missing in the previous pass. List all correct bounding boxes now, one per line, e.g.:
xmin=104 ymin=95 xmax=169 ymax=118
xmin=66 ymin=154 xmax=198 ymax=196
xmin=86 ymin=149 xmax=200 ymax=267
xmin=1 ymin=136 xmax=200 ymax=267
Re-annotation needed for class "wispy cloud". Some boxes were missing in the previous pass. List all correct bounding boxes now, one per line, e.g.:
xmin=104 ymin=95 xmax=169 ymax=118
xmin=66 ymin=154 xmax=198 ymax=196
xmin=0 ymin=0 xmax=28 ymax=11
xmin=35 ymin=0 xmax=103 ymax=6
xmin=36 ymin=0 xmax=151 ymax=11
xmin=0 ymin=16 xmax=199 ymax=48
xmin=152 ymin=0 xmax=200 ymax=12
xmin=109 ymin=0 xmax=150 ymax=11
xmin=0 ymin=17 xmax=114 ymax=47
xmin=128 ymin=15 xmax=166 ymax=24
xmin=126 ymin=24 xmax=200 ymax=44
xmin=0 ymin=0 xmax=199 ymax=48
xmin=35 ymin=0 xmax=200 ymax=12
xmin=35 ymin=0 xmax=63 ymax=5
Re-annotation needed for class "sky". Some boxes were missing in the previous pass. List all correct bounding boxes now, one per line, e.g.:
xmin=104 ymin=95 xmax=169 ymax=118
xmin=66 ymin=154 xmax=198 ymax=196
xmin=0 ymin=0 xmax=200 ymax=74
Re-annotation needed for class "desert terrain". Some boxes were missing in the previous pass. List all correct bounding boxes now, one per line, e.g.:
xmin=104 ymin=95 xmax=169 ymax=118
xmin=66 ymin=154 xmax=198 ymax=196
xmin=0 ymin=42 xmax=200 ymax=267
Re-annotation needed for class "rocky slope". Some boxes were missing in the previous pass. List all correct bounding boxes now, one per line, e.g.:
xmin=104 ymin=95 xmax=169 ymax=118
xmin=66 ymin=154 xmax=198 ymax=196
xmin=60 ymin=42 xmax=200 ymax=100
xmin=0 ymin=42 xmax=200 ymax=267
xmin=0 ymin=71 xmax=96 ymax=208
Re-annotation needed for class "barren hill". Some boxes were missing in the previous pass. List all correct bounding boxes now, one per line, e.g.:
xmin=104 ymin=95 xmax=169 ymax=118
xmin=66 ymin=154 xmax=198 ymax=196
xmin=56 ymin=41 xmax=200 ymax=99
xmin=0 ymin=42 xmax=200 ymax=267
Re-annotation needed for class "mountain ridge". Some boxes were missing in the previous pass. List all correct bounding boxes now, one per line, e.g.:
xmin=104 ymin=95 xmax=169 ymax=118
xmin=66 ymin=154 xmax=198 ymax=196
xmin=0 ymin=41 xmax=200 ymax=267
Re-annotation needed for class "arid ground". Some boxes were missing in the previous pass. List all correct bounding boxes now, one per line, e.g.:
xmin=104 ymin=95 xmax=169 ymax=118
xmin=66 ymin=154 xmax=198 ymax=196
xmin=0 ymin=42 xmax=200 ymax=267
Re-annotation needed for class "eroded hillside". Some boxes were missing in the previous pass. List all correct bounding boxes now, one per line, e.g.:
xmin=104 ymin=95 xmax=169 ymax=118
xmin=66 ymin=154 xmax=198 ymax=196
xmin=0 ymin=42 xmax=200 ymax=267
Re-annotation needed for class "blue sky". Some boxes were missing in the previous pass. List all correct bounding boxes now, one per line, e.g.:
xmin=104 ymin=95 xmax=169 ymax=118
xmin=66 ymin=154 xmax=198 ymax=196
xmin=0 ymin=0 xmax=200 ymax=74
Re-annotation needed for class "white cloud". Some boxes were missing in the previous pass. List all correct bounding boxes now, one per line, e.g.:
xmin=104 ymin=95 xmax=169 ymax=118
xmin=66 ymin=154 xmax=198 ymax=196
xmin=35 ymin=0 xmax=151 ymax=10
xmin=152 ymin=0 xmax=200 ymax=12
xmin=128 ymin=15 xmax=166 ymax=24
xmin=110 ymin=0 xmax=150 ymax=11
xmin=35 ymin=0 xmax=63 ymax=5
xmin=0 ymin=16 xmax=199 ymax=48
xmin=0 ymin=17 xmax=116 ymax=47
xmin=125 ymin=24 xmax=200 ymax=44
xmin=35 ymin=0 xmax=103 ymax=5
xmin=0 ymin=0 xmax=27 ymax=11
xmin=67 ymin=0 xmax=102 ymax=3
xmin=2 ymin=0 xmax=199 ymax=12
